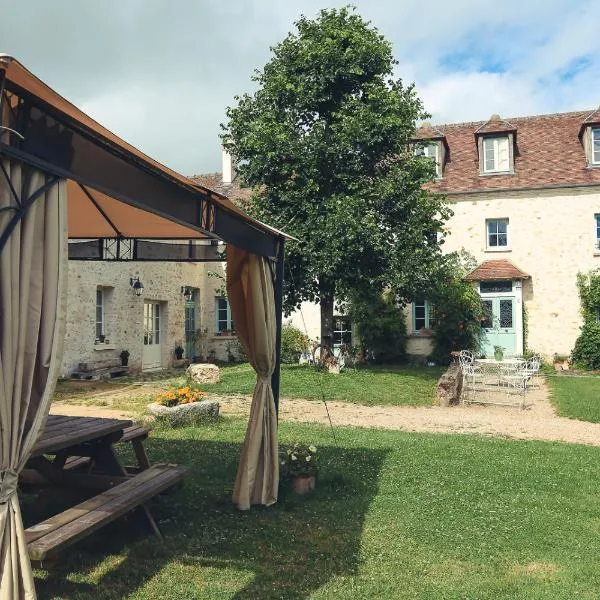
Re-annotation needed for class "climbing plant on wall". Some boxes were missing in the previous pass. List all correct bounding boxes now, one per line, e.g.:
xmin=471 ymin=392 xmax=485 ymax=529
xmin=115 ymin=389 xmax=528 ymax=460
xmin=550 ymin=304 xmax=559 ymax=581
xmin=571 ymin=270 xmax=600 ymax=369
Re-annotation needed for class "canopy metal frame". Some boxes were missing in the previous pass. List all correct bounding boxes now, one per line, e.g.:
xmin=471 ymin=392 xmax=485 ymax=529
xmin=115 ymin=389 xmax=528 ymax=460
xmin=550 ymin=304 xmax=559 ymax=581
xmin=0 ymin=65 xmax=285 ymax=412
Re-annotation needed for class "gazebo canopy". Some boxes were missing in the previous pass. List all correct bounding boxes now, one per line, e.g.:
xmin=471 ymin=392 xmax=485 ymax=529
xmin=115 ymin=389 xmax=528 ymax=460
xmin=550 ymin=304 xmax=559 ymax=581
xmin=0 ymin=54 xmax=289 ymax=257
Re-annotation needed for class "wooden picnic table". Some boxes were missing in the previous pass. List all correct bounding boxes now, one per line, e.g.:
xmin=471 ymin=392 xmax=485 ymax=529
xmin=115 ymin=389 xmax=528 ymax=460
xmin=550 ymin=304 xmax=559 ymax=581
xmin=21 ymin=415 xmax=186 ymax=562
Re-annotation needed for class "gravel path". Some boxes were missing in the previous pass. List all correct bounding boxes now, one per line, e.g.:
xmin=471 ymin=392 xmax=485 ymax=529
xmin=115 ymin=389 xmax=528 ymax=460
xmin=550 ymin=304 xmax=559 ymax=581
xmin=51 ymin=380 xmax=600 ymax=447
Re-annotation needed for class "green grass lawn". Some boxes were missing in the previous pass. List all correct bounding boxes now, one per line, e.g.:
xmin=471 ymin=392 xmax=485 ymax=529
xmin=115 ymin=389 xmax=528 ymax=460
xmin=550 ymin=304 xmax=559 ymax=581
xmin=54 ymin=363 xmax=444 ymax=410
xmin=202 ymin=362 xmax=444 ymax=406
xmin=546 ymin=374 xmax=600 ymax=422
xmin=31 ymin=418 xmax=600 ymax=599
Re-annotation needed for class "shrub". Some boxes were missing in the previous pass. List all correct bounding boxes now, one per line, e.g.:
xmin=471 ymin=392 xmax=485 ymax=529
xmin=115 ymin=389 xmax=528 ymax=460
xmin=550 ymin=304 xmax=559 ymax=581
xmin=349 ymin=290 xmax=407 ymax=364
xmin=428 ymin=253 xmax=484 ymax=365
xmin=570 ymin=271 xmax=600 ymax=369
xmin=572 ymin=322 xmax=600 ymax=369
xmin=281 ymin=323 xmax=311 ymax=363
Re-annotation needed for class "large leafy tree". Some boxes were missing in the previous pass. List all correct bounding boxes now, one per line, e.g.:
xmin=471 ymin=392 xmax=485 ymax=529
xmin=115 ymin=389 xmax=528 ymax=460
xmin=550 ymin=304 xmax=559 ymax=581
xmin=222 ymin=7 xmax=451 ymax=346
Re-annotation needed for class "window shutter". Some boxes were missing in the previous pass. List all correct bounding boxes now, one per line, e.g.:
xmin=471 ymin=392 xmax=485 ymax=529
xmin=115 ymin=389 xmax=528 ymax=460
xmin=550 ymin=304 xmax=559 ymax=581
xmin=497 ymin=136 xmax=510 ymax=171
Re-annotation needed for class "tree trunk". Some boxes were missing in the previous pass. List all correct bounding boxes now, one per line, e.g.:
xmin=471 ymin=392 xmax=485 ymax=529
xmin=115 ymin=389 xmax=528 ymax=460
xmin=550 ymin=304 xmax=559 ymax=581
xmin=320 ymin=280 xmax=334 ymax=351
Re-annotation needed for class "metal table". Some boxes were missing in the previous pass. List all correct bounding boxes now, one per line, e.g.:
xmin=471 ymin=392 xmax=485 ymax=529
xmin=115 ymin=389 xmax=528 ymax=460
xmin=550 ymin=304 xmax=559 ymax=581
xmin=463 ymin=358 xmax=529 ymax=408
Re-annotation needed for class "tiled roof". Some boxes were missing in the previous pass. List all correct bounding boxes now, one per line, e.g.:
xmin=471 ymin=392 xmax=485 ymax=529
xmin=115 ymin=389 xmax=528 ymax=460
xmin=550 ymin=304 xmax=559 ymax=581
xmin=465 ymin=259 xmax=530 ymax=281
xmin=413 ymin=121 xmax=445 ymax=140
xmin=188 ymin=173 xmax=254 ymax=208
xmin=473 ymin=114 xmax=516 ymax=135
xmin=415 ymin=110 xmax=600 ymax=194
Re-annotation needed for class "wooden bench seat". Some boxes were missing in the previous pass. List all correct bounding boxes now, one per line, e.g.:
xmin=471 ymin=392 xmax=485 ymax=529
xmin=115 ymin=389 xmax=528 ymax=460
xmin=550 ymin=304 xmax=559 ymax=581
xmin=26 ymin=463 xmax=187 ymax=561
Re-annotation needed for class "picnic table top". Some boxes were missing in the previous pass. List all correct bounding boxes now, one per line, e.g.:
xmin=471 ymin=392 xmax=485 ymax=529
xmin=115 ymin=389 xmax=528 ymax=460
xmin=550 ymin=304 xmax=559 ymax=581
xmin=32 ymin=414 xmax=133 ymax=457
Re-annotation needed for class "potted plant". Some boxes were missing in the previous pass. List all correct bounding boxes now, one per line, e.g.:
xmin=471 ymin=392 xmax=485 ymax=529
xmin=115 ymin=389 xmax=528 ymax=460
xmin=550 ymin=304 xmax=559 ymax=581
xmin=282 ymin=443 xmax=319 ymax=495
xmin=174 ymin=345 xmax=184 ymax=360
xmin=119 ymin=349 xmax=130 ymax=366
xmin=494 ymin=345 xmax=504 ymax=361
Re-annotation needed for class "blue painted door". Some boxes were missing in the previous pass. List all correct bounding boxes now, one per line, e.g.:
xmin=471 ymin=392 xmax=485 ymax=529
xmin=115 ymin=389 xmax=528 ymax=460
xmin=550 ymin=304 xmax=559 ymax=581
xmin=480 ymin=297 xmax=517 ymax=357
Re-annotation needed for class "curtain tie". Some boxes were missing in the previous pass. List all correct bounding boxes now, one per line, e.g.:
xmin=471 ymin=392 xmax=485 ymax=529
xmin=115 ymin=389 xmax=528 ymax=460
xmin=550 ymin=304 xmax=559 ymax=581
xmin=0 ymin=469 xmax=18 ymax=504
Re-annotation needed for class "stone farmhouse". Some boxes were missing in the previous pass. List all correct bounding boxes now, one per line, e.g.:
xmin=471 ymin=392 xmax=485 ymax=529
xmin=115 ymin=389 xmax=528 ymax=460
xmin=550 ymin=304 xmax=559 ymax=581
xmin=408 ymin=108 xmax=600 ymax=360
xmin=62 ymin=108 xmax=600 ymax=374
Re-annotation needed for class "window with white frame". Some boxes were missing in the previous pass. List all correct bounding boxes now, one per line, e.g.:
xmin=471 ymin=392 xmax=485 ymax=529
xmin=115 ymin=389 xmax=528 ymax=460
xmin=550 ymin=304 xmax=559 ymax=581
xmin=333 ymin=317 xmax=352 ymax=348
xmin=593 ymin=128 xmax=600 ymax=165
xmin=595 ymin=214 xmax=600 ymax=250
xmin=482 ymin=136 xmax=510 ymax=173
xmin=413 ymin=299 xmax=436 ymax=332
xmin=486 ymin=218 xmax=509 ymax=249
xmin=215 ymin=297 xmax=234 ymax=334
xmin=95 ymin=287 xmax=104 ymax=340
xmin=415 ymin=142 xmax=441 ymax=177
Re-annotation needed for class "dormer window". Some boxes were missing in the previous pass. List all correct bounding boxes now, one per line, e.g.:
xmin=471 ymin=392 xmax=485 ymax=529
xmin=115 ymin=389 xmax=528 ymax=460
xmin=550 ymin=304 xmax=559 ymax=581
xmin=414 ymin=141 xmax=441 ymax=178
xmin=475 ymin=114 xmax=516 ymax=176
xmin=482 ymin=136 xmax=510 ymax=173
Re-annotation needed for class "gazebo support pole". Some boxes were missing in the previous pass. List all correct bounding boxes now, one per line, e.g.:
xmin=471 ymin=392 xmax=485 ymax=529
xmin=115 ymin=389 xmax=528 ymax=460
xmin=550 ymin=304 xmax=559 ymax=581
xmin=271 ymin=238 xmax=285 ymax=416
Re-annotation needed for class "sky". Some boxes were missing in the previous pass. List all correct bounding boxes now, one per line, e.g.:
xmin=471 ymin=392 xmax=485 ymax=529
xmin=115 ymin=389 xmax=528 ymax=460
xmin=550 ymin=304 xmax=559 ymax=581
xmin=2 ymin=0 xmax=600 ymax=174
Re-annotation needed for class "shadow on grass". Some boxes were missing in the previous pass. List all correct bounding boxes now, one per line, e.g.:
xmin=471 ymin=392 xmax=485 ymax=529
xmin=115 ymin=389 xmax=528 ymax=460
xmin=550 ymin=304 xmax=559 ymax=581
xmin=31 ymin=435 xmax=389 ymax=600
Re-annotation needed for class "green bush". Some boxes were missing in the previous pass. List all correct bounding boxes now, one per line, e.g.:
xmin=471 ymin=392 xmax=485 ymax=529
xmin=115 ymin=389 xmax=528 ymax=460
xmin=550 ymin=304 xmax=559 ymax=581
xmin=281 ymin=323 xmax=311 ymax=364
xmin=571 ymin=322 xmax=600 ymax=369
xmin=571 ymin=270 xmax=600 ymax=370
xmin=428 ymin=253 xmax=484 ymax=365
xmin=350 ymin=291 xmax=407 ymax=364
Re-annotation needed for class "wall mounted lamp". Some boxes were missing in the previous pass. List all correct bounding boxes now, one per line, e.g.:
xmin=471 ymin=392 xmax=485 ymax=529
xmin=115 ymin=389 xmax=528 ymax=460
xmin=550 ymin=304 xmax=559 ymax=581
xmin=130 ymin=275 xmax=144 ymax=297
xmin=181 ymin=286 xmax=192 ymax=302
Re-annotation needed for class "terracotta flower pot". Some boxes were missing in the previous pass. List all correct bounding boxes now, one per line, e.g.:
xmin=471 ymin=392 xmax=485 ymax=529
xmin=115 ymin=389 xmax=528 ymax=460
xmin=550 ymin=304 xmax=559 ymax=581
xmin=292 ymin=475 xmax=316 ymax=495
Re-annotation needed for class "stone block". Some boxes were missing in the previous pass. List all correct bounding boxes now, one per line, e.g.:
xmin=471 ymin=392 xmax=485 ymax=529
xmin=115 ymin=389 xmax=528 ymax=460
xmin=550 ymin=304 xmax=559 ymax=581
xmin=437 ymin=363 xmax=463 ymax=407
xmin=187 ymin=363 xmax=220 ymax=384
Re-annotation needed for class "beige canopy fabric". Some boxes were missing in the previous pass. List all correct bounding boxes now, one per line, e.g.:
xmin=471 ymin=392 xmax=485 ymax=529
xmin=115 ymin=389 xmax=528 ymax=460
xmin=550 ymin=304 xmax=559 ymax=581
xmin=227 ymin=246 xmax=279 ymax=510
xmin=0 ymin=163 xmax=67 ymax=599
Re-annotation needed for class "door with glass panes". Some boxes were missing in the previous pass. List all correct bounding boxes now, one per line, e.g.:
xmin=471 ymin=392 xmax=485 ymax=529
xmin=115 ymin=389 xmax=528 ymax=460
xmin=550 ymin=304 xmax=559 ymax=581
xmin=480 ymin=297 xmax=517 ymax=357
xmin=184 ymin=290 xmax=198 ymax=360
xmin=142 ymin=302 xmax=162 ymax=369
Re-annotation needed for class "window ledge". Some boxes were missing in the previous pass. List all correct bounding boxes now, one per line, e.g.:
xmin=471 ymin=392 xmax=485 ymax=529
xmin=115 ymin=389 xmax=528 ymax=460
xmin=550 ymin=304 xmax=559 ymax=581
xmin=586 ymin=164 xmax=600 ymax=169
xmin=94 ymin=344 xmax=116 ymax=351
xmin=485 ymin=248 xmax=512 ymax=253
xmin=409 ymin=332 xmax=434 ymax=338
xmin=479 ymin=171 xmax=515 ymax=177
xmin=211 ymin=335 xmax=237 ymax=340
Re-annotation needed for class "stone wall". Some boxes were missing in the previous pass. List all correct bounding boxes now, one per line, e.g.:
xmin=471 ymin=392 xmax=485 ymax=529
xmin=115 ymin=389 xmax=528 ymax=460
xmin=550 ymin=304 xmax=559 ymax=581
xmin=62 ymin=259 xmax=242 ymax=376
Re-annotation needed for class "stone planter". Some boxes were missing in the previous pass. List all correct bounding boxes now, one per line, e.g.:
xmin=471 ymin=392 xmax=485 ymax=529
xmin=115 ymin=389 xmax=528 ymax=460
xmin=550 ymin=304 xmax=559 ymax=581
xmin=147 ymin=399 xmax=219 ymax=426
xmin=292 ymin=475 xmax=316 ymax=495
xmin=172 ymin=358 xmax=190 ymax=369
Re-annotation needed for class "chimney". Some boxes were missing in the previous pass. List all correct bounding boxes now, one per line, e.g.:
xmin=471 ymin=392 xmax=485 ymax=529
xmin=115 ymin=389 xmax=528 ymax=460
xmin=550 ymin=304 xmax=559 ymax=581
xmin=222 ymin=149 xmax=235 ymax=185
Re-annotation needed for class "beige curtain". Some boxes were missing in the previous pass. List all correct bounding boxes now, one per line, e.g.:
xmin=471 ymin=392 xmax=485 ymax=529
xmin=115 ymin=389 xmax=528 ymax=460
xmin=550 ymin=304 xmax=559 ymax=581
xmin=226 ymin=245 xmax=278 ymax=510
xmin=0 ymin=159 xmax=67 ymax=599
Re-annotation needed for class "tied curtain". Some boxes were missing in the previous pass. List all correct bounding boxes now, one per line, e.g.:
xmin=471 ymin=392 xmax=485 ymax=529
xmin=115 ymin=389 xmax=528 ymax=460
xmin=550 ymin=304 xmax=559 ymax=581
xmin=0 ymin=160 xmax=67 ymax=600
xmin=226 ymin=245 xmax=278 ymax=510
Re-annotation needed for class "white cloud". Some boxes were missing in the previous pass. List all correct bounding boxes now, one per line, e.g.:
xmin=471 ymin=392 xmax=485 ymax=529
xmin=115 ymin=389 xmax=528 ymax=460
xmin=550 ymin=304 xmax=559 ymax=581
xmin=2 ymin=0 xmax=600 ymax=171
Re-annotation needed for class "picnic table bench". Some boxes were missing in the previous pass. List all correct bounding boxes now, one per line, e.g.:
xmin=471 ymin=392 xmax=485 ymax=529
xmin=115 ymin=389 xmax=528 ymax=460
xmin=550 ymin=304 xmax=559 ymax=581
xmin=22 ymin=415 xmax=186 ymax=562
